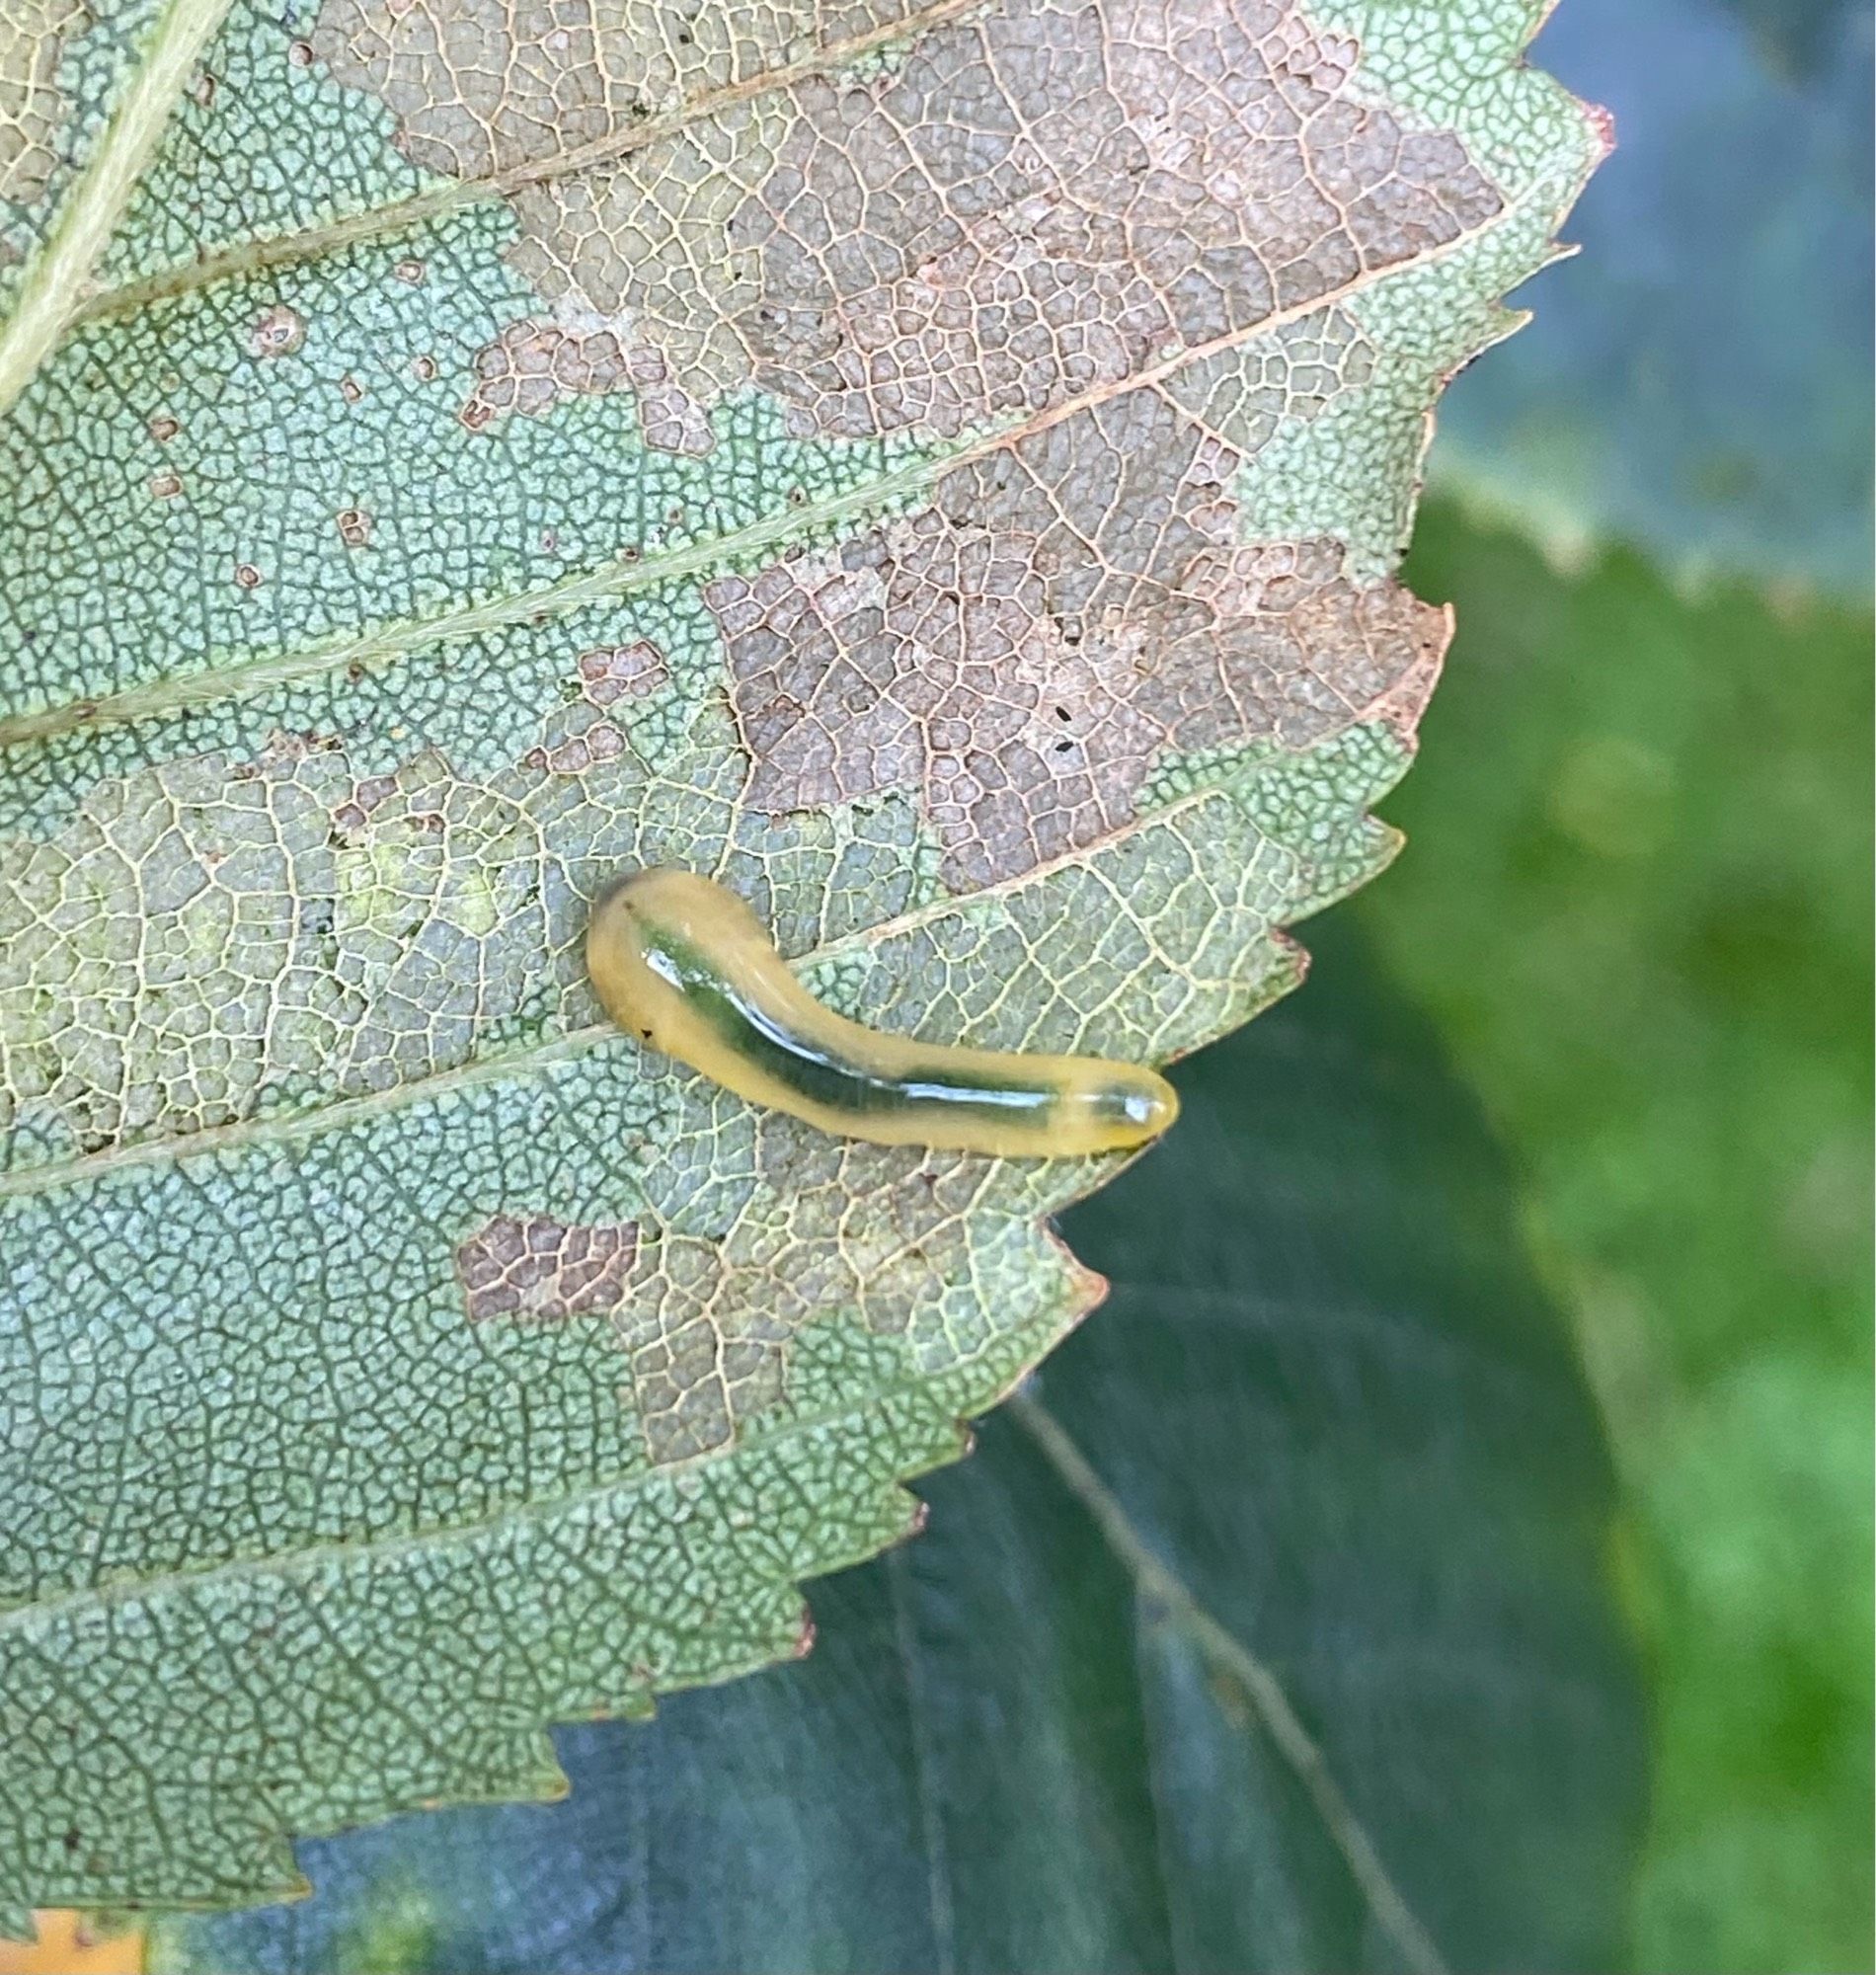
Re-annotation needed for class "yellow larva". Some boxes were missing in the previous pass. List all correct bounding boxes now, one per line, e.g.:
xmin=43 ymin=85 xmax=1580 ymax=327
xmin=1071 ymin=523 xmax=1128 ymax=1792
xmin=586 ymin=868 xmax=1179 ymax=1157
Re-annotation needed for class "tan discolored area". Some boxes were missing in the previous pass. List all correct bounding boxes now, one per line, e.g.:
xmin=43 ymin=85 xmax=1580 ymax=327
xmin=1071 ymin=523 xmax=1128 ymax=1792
xmin=473 ymin=0 xmax=1504 ymax=439
xmin=0 ymin=0 xmax=87 ymax=206
xmin=606 ymin=1233 xmax=795 ymax=1465
xmin=457 ymin=1211 xmax=640 ymax=1320
xmin=458 ymin=302 xmax=715 ymax=451
xmin=0 ymin=740 xmax=358 ymax=1153
xmin=715 ymin=384 xmax=1446 ymax=885
xmin=473 ymin=1113 xmax=1016 ymax=1464
xmin=577 ymin=638 xmax=672 ymax=707
xmin=0 ymin=696 xmax=945 ymax=1163
xmin=311 ymin=0 xmax=933 ymax=179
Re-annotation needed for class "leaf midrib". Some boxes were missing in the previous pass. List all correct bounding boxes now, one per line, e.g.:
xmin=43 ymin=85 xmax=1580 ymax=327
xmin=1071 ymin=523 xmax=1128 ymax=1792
xmin=0 ymin=0 xmax=238 ymax=417
xmin=1010 ymin=1390 xmax=1451 ymax=1975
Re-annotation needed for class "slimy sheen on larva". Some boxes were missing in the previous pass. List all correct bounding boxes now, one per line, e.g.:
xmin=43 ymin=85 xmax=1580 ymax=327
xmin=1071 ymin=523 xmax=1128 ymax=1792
xmin=586 ymin=869 xmax=1179 ymax=1157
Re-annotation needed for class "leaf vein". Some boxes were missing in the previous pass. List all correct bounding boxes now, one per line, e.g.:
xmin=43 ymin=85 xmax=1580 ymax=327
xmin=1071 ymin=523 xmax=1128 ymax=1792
xmin=1008 ymin=1388 xmax=1451 ymax=1975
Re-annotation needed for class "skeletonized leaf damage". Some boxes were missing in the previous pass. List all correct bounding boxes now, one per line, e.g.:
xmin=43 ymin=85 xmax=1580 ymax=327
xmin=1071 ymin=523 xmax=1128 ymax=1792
xmin=0 ymin=0 xmax=1602 ymax=1920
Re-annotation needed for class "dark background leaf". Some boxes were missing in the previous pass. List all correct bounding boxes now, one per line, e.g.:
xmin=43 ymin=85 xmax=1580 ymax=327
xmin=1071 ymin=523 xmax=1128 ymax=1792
xmin=1364 ymin=499 xmax=1873 ymax=1972
xmin=154 ymin=916 xmax=1644 ymax=1975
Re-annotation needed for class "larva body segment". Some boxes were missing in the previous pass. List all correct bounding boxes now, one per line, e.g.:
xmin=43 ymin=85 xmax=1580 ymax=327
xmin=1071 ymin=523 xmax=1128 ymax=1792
xmin=586 ymin=868 xmax=1179 ymax=1157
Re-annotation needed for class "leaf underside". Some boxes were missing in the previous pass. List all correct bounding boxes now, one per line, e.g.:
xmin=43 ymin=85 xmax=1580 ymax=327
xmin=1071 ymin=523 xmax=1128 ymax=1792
xmin=0 ymin=0 xmax=1600 ymax=1919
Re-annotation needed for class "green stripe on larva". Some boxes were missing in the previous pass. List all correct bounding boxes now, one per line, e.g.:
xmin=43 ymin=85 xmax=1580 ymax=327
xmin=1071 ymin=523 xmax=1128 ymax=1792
xmin=586 ymin=869 xmax=1179 ymax=1157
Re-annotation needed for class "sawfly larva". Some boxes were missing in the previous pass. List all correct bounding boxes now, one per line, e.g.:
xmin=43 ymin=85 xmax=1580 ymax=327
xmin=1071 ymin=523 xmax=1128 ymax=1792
xmin=586 ymin=868 xmax=1178 ymax=1157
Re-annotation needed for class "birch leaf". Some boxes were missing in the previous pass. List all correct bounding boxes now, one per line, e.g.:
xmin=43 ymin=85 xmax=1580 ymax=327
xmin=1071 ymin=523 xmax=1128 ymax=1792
xmin=0 ymin=0 xmax=1601 ymax=1919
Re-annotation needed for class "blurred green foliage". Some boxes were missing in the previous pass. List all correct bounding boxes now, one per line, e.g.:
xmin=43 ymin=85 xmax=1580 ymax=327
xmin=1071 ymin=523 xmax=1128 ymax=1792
xmin=1363 ymin=499 xmax=1873 ymax=1971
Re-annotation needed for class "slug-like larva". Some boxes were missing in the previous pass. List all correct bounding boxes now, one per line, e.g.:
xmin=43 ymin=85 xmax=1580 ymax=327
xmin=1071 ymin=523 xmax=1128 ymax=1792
xmin=586 ymin=868 xmax=1179 ymax=1157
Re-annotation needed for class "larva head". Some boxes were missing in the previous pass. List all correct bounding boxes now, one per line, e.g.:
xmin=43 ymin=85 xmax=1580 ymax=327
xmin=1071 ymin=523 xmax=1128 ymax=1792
xmin=591 ymin=866 xmax=766 ymax=944
xmin=586 ymin=867 xmax=786 ymax=1063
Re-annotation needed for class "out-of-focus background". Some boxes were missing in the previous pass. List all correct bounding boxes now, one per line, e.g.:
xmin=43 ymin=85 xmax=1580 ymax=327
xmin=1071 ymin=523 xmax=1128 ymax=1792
xmin=8 ymin=1 xmax=1869 ymax=1970
xmin=1378 ymin=0 xmax=1873 ymax=1963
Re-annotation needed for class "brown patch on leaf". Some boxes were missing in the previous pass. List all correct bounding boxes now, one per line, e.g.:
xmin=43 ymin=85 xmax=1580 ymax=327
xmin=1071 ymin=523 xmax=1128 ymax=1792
xmin=478 ymin=0 xmax=1503 ymax=440
xmin=577 ymin=639 xmax=669 ymax=707
xmin=311 ymin=0 xmax=934 ymax=179
xmin=521 ymin=720 xmax=628 ymax=774
xmin=714 ymin=388 xmax=1446 ymax=885
xmin=459 ymin=313 xmax=631 ymax=429
xmin=459 ymin=309 xmax=714 ymax=451
xmin=0 ymin=0 xmax=88 ymax=206
xmin=330 ymin=771 xmax=398 ymax=836
xmin=470 ymin=1114 xmax=996 ymax=1465
xmin=457 ymin=1212 xmax=639 ymax=1321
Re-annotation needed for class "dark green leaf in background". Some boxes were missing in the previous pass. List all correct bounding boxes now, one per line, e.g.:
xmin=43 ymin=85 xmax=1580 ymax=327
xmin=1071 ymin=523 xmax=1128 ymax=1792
xmin=154 ymin=916 xmax=1645 ymax=1975
xmin=1368 ymin=499 xmax=1873 ymax=1973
